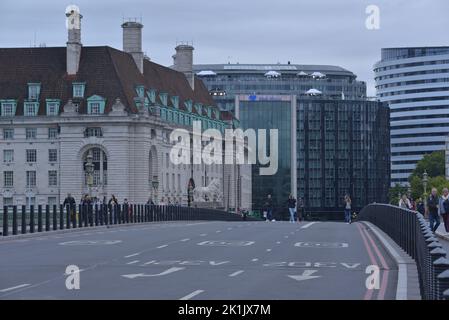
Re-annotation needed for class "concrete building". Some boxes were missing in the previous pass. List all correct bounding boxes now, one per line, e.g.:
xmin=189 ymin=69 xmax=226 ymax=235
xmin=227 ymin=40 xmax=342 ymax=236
xmin=0 ymin=10 xmax=250 ymax=211
xmin=374 ymin=47 xmax=449 ymax=186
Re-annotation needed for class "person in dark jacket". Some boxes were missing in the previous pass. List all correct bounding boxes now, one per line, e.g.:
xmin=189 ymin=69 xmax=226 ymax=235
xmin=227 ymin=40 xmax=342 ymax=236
xmin=297 ymin=197 xmax=304 ymax=223
xmin=428 ymin=188 xmax=441 ymax=232
xmin=63 ymin=193 xmax=76 ymax=224
xmin=416 ymin=198 xmax=425 ymax=215
xmin=287 ymin=195 xmax=297 ymax=223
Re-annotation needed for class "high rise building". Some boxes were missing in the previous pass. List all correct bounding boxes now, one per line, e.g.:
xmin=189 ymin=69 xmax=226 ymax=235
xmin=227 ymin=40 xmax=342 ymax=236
xmin=193 ymin=63 xmax=390 ymax=215
xmin=374 ymin=47 xmax=449 ymax=186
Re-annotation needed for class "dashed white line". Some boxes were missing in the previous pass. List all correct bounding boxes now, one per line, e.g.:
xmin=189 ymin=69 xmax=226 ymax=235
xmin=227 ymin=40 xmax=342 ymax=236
xmin=180 ymin=290 xmax=204 ymax=300
xmin=157 ymin=244 xmax=168 ymax=249
xmin=276 ymin=241 xmax=281 ymax=244
xmin=180 ymin=238 xmax=190 ymax=242
xmin=126 ymin=260 xmax=140 ymax=265
xmin=266 ymin=249 xmax=272 ymax=252
xmin=251 ymin=258 xmax=259 ymax=262
xmin=0 ymin=284 xmax=31 ymax=293
xmin=229 ymin=270 xmax=245 ymax=277
xmin=216 ymin=230 xmax=221 ymax=233
xmin=143 ymin=260 xmax=156 ymax=265
xmin=301 ymin=222 xmax=319 ymax=229
xmin=125 ymin=253 xmax=140 ymax=258
xmin=200 ymin=234 xmax=207 ymax=237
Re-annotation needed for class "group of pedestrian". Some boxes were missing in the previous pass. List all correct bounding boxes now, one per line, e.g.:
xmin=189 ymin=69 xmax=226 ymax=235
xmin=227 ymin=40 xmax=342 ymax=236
xmin=396 ymin=188 xmax=449 ymax=234
xmin=260 ymin=194 xmax=304 ymax=223
xmin=426 ymin=188 xmax=449 ymax=233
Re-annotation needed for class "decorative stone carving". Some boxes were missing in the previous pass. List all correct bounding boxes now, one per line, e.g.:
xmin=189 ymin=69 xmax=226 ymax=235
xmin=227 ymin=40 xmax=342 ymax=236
xmin=109 ymin=98 xmax=127 ymax=116
xmin=61 ymin=99 xmax=78 ymax=116
xmin=193 ymin=178 xmax=222 ymax=202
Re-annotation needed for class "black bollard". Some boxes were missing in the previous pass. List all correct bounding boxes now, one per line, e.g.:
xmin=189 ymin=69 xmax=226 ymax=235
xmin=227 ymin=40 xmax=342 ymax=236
xmin=2 ymin=206 xmax=8 ymax=236
xmin=95 ymin=205 xmax=99 ymax=226
xmin=30 ymin=205 xmax=35 ymax=233
xmin=53 ymin=205 xmax=57 ymax=231
xmin=45 ymin=205 xmax=50 ymax=232
xmin=12 ymin=205 xmax=18 ymax=235
xmin=66 ymin=205 xmax=70 ymax=229
xmin=21 ymin=205 xmax=26 ymax=234
xmin=37 ymin=205 xmax=43 ymax=232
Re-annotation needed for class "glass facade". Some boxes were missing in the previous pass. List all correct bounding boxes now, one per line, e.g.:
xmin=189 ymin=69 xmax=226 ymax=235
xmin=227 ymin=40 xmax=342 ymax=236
xmin=238 ymin=98 xmax=293 ymax=212
xmin=298 ymin=97 xmax=390 ymax=212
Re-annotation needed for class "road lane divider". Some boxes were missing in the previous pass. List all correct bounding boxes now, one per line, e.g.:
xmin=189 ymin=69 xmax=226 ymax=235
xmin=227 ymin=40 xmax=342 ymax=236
xmin=180 ymin=290 xmax=204 ymax=300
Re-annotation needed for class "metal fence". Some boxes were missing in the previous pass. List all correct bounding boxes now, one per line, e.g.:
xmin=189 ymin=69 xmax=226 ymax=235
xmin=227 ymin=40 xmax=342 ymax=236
xmin=358 ymin=204 xmax=449 ymax=300
xmin=1 ymin=204 xmax=257 ymax=237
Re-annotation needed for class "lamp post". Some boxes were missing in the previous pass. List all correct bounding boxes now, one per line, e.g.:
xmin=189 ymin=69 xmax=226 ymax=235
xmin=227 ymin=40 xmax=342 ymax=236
xmin=423 ymin=170 xmax=428 ymax=195
xmin=151 ymin=176 xmax=159 ymax=204
xmin=85 ymin=151 xmax=94 ymax=198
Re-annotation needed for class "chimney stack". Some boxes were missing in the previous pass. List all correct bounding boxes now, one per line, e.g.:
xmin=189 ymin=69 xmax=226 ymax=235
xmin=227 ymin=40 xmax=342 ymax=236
xmin=66 ymin=5 xmax=82 ymax=75
xmin=122 ymin=21 xmax=144 ymax=74
xmin=172 ymin=44 xmax=195 ymax=90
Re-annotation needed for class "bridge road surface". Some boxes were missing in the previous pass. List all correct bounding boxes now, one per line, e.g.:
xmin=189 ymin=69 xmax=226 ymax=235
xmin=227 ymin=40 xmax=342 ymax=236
xmin=0 ymin=221 xmax=398 ymax=300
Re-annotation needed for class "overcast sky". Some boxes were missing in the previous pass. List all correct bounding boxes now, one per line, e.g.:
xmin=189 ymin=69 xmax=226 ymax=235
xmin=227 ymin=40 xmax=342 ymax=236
xmin=1 ymin=0 xmax=448 ymax=95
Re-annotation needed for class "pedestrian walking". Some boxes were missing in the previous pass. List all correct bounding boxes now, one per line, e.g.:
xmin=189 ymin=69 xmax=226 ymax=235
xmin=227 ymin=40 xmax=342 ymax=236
xmin=439 ymin=188 xmax=449 ymax=233
xmin=287 ymin=195 xmax=297 ymax=223
xmin=63 ymin=193 xmax=76 ymax=225
xmin=427 ymin=188 xmax=441 ymax=232
xmin=399 ymin=194 xmax=412 ymax=210
xmin=344 ymin=194 xmax=352 ymax=224
xmin=416 ymin=198 xmax=425 ymax=215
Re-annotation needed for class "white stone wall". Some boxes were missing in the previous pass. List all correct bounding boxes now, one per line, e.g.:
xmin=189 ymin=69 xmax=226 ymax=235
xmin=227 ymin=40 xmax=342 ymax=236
xmin=0 ymin=113 xmax=250 ymax=208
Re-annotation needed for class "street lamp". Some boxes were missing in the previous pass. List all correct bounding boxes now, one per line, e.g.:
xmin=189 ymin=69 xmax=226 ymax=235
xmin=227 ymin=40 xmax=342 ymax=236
xmin=151 ymin=175 xmax=159 ymax=204
xmin=423 ymin=170 xmax=428 ymax=195
xmin=85 ymin=151 xmax=94 ymax=197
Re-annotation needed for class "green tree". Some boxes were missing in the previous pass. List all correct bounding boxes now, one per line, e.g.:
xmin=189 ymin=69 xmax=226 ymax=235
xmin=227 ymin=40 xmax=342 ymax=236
xmin=388 ymin=183 xmax=408 ymax=205
xmin=427 ymin=176 xmax=449 ymax=196
xmin=409 ymin=151 xmax=445 ymax=181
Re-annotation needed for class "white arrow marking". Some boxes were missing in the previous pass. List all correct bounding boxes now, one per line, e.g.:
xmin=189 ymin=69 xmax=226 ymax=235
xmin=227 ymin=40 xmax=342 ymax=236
xmin=122 ymin=267 xmax=185 ymax=279
xmin=288 ymin=270 xmax=321 ymax=282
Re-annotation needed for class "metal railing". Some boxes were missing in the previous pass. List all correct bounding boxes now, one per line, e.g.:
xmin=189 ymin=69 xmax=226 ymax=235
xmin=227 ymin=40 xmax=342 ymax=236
xmin=359 ymin=204 xmax=449 ymax=300
xmin=1 ymin=204 xmax=258 ymax=237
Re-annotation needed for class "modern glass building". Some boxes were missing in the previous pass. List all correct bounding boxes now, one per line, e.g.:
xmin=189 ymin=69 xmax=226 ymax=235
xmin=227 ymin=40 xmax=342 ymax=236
xmin=374 ymin=47 xmax=449 ymax=186
xmin=236 ymin=95 xmax=296 ymax=215
xmin=193 ymin=64 xmax=367 ymax=112
xmin=194 ymin=63 xmax=390 ymax=215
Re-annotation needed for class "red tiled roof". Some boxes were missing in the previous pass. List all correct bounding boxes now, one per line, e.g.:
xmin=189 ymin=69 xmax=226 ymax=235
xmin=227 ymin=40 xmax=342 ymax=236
xmin=0 ymin=46 xmax=217 ymax=116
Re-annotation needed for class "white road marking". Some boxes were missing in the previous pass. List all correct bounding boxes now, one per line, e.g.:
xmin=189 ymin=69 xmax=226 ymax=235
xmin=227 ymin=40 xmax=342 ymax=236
xmin=125 ymin=253 xmax=140 ymax=258
xmin=301 ymin=222 xmax=319 ymax=229
xmin=200 ymin=234 xmax=207 ymax=236
xmin=216 ymin=230 xmax=221 ymax=233
xmin=251 ymin=258 xmax=259 ymax=262
xmin=143 ymin=260 xmax=156 ymax=265
xmin=284 ymin=236 xmax=289 ymax=238
xmin=157 ymin=244 xmax=168 ymax=249
xmin=227 ymin=228 xmax=233 ymax=230
xmin=288 ymin=270 xmax=321 ymax=282
xmin=126 ymin=260 xmax=140 ymax=265
xmin=180 ymin=238 xmax=190 ymax=242
xmin=229 ymin=270 xmax=244 ymax=277
xmin=179 ymin=290 xmax=204 ymax=300
xmin=266 ymin=249 xmax=272 ymax=252
xmin=276 ymin=241 xmax=281 ymax=244
xmin=122 ymin=267 xmax=185 ymax=279
xmin=0 ymin=284 xmax=31 ymax=293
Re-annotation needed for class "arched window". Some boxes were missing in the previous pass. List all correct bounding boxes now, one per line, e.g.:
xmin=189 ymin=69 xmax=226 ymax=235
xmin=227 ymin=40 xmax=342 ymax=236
xmin=83 ymin=148 xmax=107 ymax=186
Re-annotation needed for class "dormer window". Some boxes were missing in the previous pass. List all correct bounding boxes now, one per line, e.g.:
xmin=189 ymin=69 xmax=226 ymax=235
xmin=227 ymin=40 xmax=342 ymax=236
xmin=171 ymin=96 xmax=179 ymax=109
xmin=135 ymin=85 xmax=145 ymax=98
xmin=73 ymin=83 xmax=85 ymax=98
xmin=87 ymin=95 xmax=106 ymax=115
xmin=0 ymin=100 xmax=17 ymax=117
xmin=46 ymin=100 xmax=60 ymax=116
xmin=147 ymin=89 xmax=156 ymax=104
xmin=24 ymin=102 xmax=39 ymax=116
xmin=28 ymin=83 xmax=41 ymax=100
xmin=184 ymin=100 xmax=193 ymax=113
xmin=159 ymin=93 xmax=168 ymax=106
xmin=195 ymin=103 xmax=203 ymax=115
